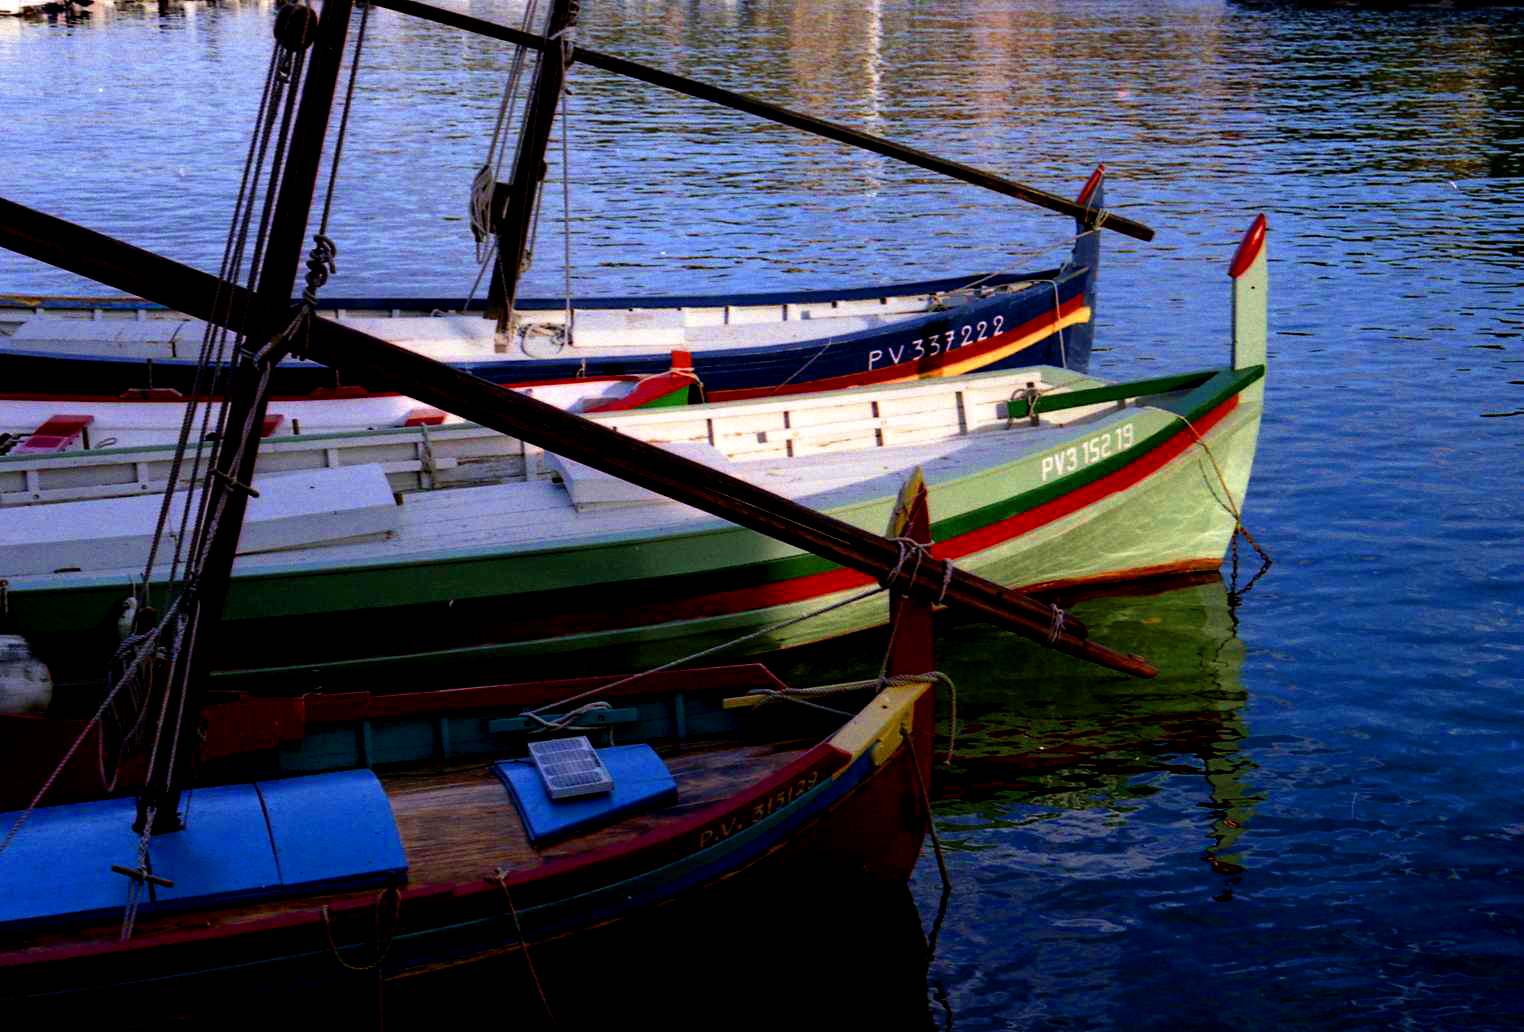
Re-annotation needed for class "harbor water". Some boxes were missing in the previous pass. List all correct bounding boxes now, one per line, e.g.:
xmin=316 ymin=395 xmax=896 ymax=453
xmin=2 ymin=0 xmax=1521 ymax=1027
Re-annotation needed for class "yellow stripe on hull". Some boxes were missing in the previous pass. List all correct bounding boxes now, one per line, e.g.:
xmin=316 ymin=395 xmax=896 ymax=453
xmin=875 ymin=305 xmax=1093 ymax=386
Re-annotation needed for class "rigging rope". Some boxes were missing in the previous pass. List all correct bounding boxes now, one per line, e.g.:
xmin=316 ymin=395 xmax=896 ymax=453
xmin=1168 ymin=410 xmax=1272 ymax=569
xmin=0 ymin=597 xmax=183 ymax=862
xmin=50 ymin=2 xmax=349 ymax=939
xmin=554 ymin=21 xmax=576 ymax=346
xmin=495 ymin=868 xmax=554 ymax=1020
xmin=471 ymin=0 xmax=541 ymax=254
xmin=524 ymin=535 xmax=951 ymax=717
xmin=322 ymin=884 xmax=402 ymax=972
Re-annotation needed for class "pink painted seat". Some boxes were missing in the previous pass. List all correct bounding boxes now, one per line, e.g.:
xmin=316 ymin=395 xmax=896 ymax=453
xmin=16 ymin=414 xmax=94 ymax=453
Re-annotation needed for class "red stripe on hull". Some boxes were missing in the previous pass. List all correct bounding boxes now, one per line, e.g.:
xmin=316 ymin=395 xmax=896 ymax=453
xmin=515 ymin=395 xmax=1241 ymax=638
xmin=932 ymin=394 xmax=1239 ymax=560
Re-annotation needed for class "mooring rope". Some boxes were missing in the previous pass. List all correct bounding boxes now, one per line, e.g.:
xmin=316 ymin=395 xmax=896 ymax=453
xmin=1169 ymin=411 xmax=1272 ymax=567
xmin=495 ymin=868 xmax=554 ymax=1021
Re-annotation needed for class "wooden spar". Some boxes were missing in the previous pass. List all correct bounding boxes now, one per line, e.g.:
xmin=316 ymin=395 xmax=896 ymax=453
xmin=134 ymin=0 xmax=359 ymax=831
xmin=366 ymin=0 xmax=1154 ymax=243
xmin=0 ymin=196 xmax=1154 ymax=679
xmin=484 ymin=0 xmax=580 ymax=330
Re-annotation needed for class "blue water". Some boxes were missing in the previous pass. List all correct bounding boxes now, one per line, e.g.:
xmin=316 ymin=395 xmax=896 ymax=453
xmin=2 ymin=1 xmax=1521 ymax=1028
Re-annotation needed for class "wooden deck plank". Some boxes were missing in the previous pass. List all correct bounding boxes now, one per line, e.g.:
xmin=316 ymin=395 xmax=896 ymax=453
xmin=0 ymin=736 xmax=814 ymax=956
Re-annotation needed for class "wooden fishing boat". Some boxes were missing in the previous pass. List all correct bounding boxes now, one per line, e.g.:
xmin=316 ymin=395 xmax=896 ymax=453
xmin=0 ymin=0 xmax=1169 ymax=700
xmin=0 ymin=0 xmax=1178 ymax=1021
xmin=0 ymin=230 xmax=1103 ymax=401
xmin=0 ymin=474 xmax=944 ymax=1025
xmin=0 ymin=213 xmax=1267 ymax=704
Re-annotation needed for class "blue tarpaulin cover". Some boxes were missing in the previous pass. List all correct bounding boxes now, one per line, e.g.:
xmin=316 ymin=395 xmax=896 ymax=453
xmin=493 ymin=744 xmax=677 ymax=846
xmin=0 ymin=769 xmax=407 ymax=928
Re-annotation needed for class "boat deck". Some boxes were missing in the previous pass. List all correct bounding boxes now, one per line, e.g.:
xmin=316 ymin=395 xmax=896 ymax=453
xmin=2 ymin=734 xmax=816 ymax=955
xmin=7 ymin=405 xmax=1096 ymax=588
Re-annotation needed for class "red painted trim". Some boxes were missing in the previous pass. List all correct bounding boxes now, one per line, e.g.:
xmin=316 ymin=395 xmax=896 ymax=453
xmin=576 ymin=371 xmax=691 ymax=413
xmin=520 ymin=396 xmax=1242 ymax=635
xmin=1229 ymin=214 xmax=1268 ymax=279
xmin=320 ymin=665 xmax=789 ymax=721
xmin=0 ymin=377 xmax=638 ymax=406
xmin=932 ymin=395 xmax=1239 ymax=560
xmin=402 ymin=407 xmax=447 ymax=426
xmin=1075 ymin=163 xmax=1105 ymax=207
xmin=304 ymin=385 xmax=372 ymax=399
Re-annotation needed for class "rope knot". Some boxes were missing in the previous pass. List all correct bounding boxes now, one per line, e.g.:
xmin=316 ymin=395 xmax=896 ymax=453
xmin=302 ymin=233 xmax=337 ymax=308
xmin=881 ymin=537 xmax=954 ymax=605
xmin=1046 ymin=603 xmax=1066 ymax=645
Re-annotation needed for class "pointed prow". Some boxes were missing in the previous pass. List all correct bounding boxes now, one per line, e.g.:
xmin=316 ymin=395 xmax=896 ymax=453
xmin=1230 ymin=214 xmax=1268 ymax=374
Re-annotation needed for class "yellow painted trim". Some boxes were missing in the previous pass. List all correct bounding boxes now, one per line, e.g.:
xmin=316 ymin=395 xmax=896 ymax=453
xmin=873 ymin=305 xmax=1093 ymax=386
xmin=828 ymin=680 xmax=927 ymax=767
xmin=936 ymin=306 xmax=1092 ymax=378
xmin=887 ymin=467 xmax=926 ymax=537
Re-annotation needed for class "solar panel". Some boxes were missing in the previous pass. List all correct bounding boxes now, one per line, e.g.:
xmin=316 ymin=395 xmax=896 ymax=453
xmin=528 ymin=736 xmax=614 ymax=799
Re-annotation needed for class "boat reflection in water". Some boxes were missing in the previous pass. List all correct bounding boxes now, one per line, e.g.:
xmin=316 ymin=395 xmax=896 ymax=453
xmin=926 ymin=571 xmax=1261 ymax=899
xmin=760 ymin=571 xmax=1263 ymax=1027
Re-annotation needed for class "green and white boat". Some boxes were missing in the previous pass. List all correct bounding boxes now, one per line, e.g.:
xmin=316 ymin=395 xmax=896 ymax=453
xmin=1 ymin=217 xmax=1267 ymax=704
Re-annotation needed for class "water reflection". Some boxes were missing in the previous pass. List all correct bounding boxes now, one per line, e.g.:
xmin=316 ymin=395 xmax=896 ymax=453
xmin=928 ymin=574 xmax=1263 ymax=900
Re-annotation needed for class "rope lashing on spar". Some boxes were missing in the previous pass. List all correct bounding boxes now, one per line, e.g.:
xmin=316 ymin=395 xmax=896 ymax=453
xmin=1046 ymin=604 xmax=1065 ymax=645
xmin=878 ymin=536 xmax=956 ymax=605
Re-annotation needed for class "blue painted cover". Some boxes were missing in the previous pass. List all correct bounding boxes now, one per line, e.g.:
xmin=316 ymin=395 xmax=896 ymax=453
xmin=0 ymin=795 xmax=142 ymax=926
xmin=0 ymin=770 xmax=407 ymax=929
xmin=257 ymin=769 xmax=407 ymax=889
xmin=493 ymin=744 xmax=678 ymax=846
xmin=150 ymin=782 xmax=281 ymax=904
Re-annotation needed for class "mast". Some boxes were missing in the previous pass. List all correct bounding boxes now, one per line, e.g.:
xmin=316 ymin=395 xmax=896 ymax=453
xmin=134 ymin=0 xmax=357 ymax=833
xmin=484 ymin=0 xmax=580 ymax=331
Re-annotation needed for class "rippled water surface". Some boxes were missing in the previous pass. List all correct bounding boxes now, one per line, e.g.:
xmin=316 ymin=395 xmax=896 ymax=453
xmin=2 ymin=1 xmax=1522 ymax=1028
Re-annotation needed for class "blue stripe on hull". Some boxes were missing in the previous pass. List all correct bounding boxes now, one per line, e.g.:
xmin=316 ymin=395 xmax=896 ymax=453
xmin=0 ymin=265 xmax=1093 ymax=396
